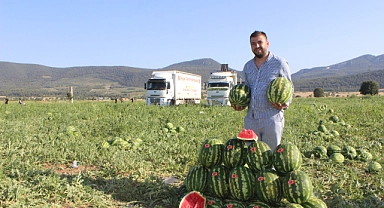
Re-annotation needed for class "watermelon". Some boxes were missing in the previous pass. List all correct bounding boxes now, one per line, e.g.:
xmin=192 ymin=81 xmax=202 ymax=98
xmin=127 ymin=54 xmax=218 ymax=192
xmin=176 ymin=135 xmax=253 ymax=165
xmin=229 ymin=84 xmax=251 ymax=107
xmin=282 ymin=170 xmax=313 ymax=204
xmin=179 ymin=191 xmax=206 ymax=208
xmin=185 ymin=165 xmax=208 ymax=193
xmin=237 ymin=129 xmax=258 ymax=141
xmin=223 ymin=200 xmax=247 ymax=208
xmin=207 ymin=165 xmax=230 ymax=198
xmin=223 ymin=138 xmax=247 ymax=169
xmin=198 ymin=138 xmax=224 ymax=168
xmin=254 ymin=169 xmax=283 ymax=205
xmin=267 ymin=76 xmax=293 ymax=104
xmin=205 ymin=196 xmax=223 ymax=208
xmin=368 ymin=161 xmax=382 ymax=173
xmin=246 ymin=141 xmax=273 ymax=172
xmin=356 ymin=149 xmax=372 ymax=162
xmin=341 ymin=146 xmax=357 ymax=159
xmin=329 ymin=115 xmax=339 ymax=123
xmin=272 ymin=143 xmax=302 ymax=175
xmin=228 ymin=166 xmax=255 ymax=201
xmin=300 ymin=196 xmax=327 ymax=208
xmin=327 ymin=145 xmax=341 ymax=157
xmin=330 ymin=153 xmax=344 ymax=164
xmin=312 ymin=146 xmax=327 ymax=158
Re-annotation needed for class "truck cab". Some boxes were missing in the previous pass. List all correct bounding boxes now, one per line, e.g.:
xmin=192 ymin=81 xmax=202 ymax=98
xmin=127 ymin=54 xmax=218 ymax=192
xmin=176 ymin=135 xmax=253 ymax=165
xmin=206 ymin=64 xmax=237 ymax=106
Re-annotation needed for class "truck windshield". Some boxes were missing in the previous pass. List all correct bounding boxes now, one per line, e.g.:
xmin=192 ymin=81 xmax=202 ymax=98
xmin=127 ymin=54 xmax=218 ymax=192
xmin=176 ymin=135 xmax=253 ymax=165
xmin=147 ymin=82 xmax=166 ymax=90
xmin=208 ymin=83 xmax=229 ymax=88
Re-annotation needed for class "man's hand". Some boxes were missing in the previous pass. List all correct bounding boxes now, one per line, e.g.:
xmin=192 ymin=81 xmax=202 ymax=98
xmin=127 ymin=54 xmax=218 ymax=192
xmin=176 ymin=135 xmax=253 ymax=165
xmin=231 ymin=105 xmax=247 ymax=111
xmin=270 ymin=102 xmax=288 ymax=111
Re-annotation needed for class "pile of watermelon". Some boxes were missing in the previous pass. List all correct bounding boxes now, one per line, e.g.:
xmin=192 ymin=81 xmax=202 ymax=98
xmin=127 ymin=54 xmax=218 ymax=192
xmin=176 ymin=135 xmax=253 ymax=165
xmin=179 ymin=129 xmax=327 ymax=208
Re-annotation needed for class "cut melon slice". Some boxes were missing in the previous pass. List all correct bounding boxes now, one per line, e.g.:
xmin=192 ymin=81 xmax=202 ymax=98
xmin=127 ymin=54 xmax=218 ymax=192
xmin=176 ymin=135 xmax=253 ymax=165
xmin=237 ymin=129 xmax=258 ymax=141
xmin=179 ymin=191 xmax=206 ymax=208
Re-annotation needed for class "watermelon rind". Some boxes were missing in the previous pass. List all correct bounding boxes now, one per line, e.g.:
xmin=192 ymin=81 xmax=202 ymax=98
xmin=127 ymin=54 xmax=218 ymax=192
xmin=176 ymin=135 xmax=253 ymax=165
xmin=179 ymin=191 xmax=206 ymax=208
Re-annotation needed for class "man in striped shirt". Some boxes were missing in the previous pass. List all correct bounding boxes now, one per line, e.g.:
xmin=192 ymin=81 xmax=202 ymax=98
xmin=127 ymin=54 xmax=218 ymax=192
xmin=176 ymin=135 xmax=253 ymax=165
xmin=233 ymin=31 xmax=293 ymax=151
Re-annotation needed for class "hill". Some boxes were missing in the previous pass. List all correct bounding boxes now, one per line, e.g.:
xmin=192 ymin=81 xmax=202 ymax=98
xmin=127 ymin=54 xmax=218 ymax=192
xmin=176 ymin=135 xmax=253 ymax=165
xmin=1 ymin=53 xmax=384 ymax=99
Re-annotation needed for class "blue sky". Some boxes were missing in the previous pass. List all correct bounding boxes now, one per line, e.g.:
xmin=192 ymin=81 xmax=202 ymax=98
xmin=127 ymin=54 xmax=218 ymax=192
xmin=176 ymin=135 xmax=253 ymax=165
xmin=1 ymin=1 xmax=383 ymax=74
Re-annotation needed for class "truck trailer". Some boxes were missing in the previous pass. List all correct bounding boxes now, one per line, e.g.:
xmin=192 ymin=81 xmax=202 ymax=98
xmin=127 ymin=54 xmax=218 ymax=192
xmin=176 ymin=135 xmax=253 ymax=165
xmin=206 ymin=64 xmax=238 ymax=106
xmin=144 ymin=70 xmax=201 ymax=106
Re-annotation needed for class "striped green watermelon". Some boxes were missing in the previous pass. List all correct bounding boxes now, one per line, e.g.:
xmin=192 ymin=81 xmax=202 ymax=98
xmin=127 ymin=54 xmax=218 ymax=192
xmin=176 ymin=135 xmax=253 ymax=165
xmin=179 ymin=191 xmax=206 ymax=208
xmin=246 ymin=141 xmax=273 ymax=172
xmin=300 ymin=196 xmax=327 ymax=208
xmin=330 ymin=153 xmax=344 ymax=164
xmin=341 ymin=146 xmax=357 ymax=159
xmin=356 ymin=149 xmax=372 ymax=162
xmin=282 ymin=170 xmax=313 ymax=204
xmin=198 ymin=138 xmax=224 ymax=168
xmin=254 ymin=169 xmax=283 ymax=205
xmin=312 ymin=146 xmax=327 ymax=158
xmin=368 ymin=161 xmax=382 ymax=173
xmin=223 ymin=138 xmax=247 ymax=169
xmin=205 ymin=195 xmax=223 ymax=208
xmin=228 ymin=166 xmax=255 ymax=201
xmin=327 ymin=145 xmax=342 ymax=157
xmin=267 ymin=76 xmax=293 ymax=104
xmin=229 ymin=84 xmax=251 ymax=107
xmin=223 ymin=200 xmax=247 ymax=208
xmin=184 ymin=165 xmax=208 ymax=193
xmin=207 ymin=165 xmax=230 ymax=198
xmin=272 ymin=143 xmax=302 ymax=176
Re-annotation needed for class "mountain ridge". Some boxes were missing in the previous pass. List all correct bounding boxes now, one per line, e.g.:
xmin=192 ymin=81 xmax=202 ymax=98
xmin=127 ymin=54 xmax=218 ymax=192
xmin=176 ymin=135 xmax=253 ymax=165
xmin=1 ymin=54 xmax=383 ymax=98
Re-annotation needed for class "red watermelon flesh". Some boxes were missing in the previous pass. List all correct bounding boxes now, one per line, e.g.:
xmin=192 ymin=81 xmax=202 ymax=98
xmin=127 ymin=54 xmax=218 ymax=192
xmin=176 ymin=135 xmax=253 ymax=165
xmin=237 ymin=129 xmax=258 ymax=141
xmin=179 ymin=191 xmax=206 ymax=208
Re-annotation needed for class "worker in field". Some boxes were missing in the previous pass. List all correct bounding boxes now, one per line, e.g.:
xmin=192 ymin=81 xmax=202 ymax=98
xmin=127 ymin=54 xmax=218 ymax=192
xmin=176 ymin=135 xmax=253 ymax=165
xmin=5 ymin=98 xmax=9 ymax=104
xmin=232 ymin=30 xmax=294 ymax=151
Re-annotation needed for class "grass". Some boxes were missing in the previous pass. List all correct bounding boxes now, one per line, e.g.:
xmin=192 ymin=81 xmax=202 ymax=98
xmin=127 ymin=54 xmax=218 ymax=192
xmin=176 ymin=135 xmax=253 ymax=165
xmin=0 ymin=96 xmax=383 ymax=207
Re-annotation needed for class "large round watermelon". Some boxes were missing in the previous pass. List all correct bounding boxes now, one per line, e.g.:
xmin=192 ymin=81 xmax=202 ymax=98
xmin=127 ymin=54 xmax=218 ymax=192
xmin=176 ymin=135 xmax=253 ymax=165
xmin=267 ymin=76 xmax=293 ymax=104
xmin=198 ymin=138 xmax=224 ymax=168
xmin=272 ymin=143 xmax=302 ymax=176
xmin=228 ymin=166 xmax=255 ymax=201
xmin=229 ymin=84 xmax=251 ymax=107
xmin=282 ymin=170 xmax=313 ymax=204
xmin=246 ymin=141 xmax=273 ymax=172
xmin=184 ymin=165 xmax=208 ymax=193
xmin=207 ymin=165 xmax=230 ymax=198
xmin=179 ymin=191 xmax=206 ymax=208
xmin=254 ymin=169 xmax=283 ymax=205
xmin=223 ymin=138 xmax=247 ymax=169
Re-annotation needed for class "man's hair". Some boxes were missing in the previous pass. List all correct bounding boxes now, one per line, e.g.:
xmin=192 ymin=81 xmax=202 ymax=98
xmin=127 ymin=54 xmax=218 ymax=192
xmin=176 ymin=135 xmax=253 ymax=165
xmin=250 ymin=31 xmax=267 ymax=40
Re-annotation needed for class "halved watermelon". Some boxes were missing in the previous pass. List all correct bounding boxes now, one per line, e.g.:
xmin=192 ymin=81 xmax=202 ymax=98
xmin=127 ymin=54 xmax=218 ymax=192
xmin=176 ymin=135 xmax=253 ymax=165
xmin=237 ymin=129 xmax=258 ymax=141
xmin=179 ymin=191 xmax=206 ymax=208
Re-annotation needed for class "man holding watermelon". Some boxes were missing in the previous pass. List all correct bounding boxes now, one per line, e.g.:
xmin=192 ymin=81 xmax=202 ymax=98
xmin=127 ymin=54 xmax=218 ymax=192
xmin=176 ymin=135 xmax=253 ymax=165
xmin=232 ymin=30 xmax=293 ymax=151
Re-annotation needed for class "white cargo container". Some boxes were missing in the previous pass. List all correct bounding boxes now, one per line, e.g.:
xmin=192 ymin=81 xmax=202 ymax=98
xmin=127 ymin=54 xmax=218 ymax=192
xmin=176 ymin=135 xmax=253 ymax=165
xmin=206 ymin=64 xmax=237 ymax=106
xmin=144 ymin=71 xmax=201 ymax=106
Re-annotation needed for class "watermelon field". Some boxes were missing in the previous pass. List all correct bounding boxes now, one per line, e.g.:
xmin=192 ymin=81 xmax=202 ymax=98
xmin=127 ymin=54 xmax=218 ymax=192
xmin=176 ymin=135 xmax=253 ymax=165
xmin=0 ymin=96 xmax=383 ymax=207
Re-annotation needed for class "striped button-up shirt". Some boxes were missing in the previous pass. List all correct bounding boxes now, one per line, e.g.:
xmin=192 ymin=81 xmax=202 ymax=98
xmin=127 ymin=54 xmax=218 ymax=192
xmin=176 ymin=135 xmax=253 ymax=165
xmin=243 ymin=52 xmax=293 ymax=119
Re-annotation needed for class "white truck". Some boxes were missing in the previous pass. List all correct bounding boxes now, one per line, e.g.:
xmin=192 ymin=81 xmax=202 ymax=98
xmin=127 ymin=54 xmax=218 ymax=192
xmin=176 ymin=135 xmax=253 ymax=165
xmin=206 ymin=64 xmax=238 ymax=106
xmin=144 ymin=70 xmax=202 ymax=106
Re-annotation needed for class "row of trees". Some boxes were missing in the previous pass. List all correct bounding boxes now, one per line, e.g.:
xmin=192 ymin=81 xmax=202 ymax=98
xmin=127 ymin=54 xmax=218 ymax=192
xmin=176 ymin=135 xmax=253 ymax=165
xmin=313 ymin=80 xmax=380 ymax=97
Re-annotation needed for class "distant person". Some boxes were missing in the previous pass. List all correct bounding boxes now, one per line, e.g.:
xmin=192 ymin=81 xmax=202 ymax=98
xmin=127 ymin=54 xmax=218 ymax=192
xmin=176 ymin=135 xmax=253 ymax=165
xmin=115 ymin=98 xmax=118 ymax=103
xmin=5 ymin=98 xmax=9 ymax=104
xmin=232 ymin=30 xmax=294 ymax=151
xmin=18 ymin=98 xmax=23 ymax=104
xmin=131 ymin=97 xmax=134 ymax=103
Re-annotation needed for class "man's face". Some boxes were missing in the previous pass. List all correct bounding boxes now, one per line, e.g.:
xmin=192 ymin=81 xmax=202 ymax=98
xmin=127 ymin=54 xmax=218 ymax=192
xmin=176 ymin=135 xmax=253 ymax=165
xmin=250 ymin=35 xmax=269 ymax=58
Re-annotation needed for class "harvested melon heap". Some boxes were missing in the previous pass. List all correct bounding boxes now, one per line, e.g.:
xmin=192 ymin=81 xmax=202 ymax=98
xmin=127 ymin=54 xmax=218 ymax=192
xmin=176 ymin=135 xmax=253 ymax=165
xmin=179 ymin=129 xmax=327 ymax=208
